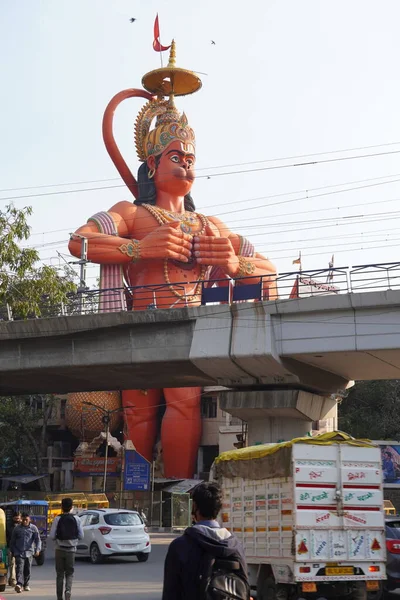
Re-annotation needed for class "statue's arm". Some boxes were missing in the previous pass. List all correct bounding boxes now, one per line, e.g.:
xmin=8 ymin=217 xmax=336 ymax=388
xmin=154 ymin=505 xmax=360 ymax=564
xmin=199 ymin=216 xmax=277 ymax=289
xmin=68 ymin=201 xmax=193 ymax=265
xmin=68 ymin=201 xmax=137 ymax=264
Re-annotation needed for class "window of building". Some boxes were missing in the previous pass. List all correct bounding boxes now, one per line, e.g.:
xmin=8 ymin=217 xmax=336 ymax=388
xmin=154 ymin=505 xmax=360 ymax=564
xmin=201 ymin=445 xmax=219 ymax=472
xmin=201 ymin=396 xmax=217 ymax=419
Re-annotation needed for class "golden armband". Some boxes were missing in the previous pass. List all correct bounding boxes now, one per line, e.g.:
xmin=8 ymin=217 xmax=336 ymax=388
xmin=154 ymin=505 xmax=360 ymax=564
xmin=236 ymin=255 xmax=256 ymax=278
xmin=118 ymin=240 xmax=141 ymax=263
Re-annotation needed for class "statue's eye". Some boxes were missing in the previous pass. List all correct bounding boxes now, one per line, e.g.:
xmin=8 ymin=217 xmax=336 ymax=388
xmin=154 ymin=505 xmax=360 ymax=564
xmin=170 ymin=155 xmax=180 ymax=163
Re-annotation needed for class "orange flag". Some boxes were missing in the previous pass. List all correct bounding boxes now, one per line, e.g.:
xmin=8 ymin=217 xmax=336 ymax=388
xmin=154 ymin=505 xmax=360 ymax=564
xmin=153 ymin=14 xmax=171 ymax=52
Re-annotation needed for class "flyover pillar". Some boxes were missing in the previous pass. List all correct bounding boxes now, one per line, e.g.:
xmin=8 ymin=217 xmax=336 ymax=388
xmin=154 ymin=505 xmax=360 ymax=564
xmin=219 ymin=389 xmax=337 ymax=446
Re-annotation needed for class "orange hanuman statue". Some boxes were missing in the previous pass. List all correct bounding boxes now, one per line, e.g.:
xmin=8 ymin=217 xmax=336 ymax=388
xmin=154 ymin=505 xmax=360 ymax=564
xmin=69 ymin=42 xmax=276 ymax=479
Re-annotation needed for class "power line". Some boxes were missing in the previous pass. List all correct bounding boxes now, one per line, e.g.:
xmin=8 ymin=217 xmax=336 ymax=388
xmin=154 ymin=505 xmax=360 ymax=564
xmin=3 ymin=148 xmax=400 ymax=204
xmin=18 ymin=176 xmax=400 ymax=249
xmin=25 ymin=170 xmax=400 ymax=239
xmin=3 ymin=139 xmax=400 ymax=194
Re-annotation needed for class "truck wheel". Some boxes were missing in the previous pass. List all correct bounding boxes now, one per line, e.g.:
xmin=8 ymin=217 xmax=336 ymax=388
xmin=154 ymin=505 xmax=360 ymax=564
xmin=0 ymin=584 xmax=5 ymax=592
xmin=35 ymin=551 xmax=45 ymax=566
xmin=367 ymin=582 xmax=384 ymax=600
xmin=260 ymin=577 xmax=279 ymax=600
xmin=352 ymin=582 xmax=367 ymax=600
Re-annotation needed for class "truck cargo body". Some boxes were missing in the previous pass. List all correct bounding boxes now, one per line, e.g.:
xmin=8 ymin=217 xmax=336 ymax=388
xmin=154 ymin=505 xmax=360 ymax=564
xmin=216 ymin=435 xmax=385 ymax=598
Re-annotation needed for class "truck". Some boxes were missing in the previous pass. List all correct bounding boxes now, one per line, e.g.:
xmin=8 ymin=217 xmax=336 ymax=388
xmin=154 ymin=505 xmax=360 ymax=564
xmin=213 ymin=431 xmax=386 ymax=599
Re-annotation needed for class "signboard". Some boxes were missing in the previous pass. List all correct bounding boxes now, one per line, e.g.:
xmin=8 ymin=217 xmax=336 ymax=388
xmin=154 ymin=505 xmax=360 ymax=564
xmin=74 ymin=457 xmax=120 ymax=477
xmin=290 ymin=276 xmax=339 ymax=299
xmin=124 ymin=450 xmax=151 ymax=491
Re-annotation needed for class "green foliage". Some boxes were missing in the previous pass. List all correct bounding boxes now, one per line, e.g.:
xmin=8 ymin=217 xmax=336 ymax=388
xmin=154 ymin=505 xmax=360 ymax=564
xmin=0 ymin=204 xmax=76 ymax=318
xmin=0 ymin=395 xmax=56 ymax=487
xmin=339 ymin=380 xmax=400 ymax=440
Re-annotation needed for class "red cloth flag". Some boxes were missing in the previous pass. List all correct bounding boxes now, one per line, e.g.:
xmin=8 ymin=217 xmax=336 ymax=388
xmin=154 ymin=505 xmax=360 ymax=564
xmin=153 ymin=14 xmax=171 ymax=52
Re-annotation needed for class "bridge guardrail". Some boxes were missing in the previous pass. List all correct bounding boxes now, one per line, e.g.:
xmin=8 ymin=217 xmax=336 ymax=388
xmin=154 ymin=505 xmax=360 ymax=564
xmin=2 ymin=261 xmax=400 ymax=321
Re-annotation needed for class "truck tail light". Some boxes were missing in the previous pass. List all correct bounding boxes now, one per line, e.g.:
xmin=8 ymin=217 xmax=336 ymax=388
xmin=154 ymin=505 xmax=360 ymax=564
xmin=99 ymin=527 xmax=112 ymax=535
xmin=369 ymin=566 xmax=380 ymax=572
xmin=300 ymin=567 xmax=311 ymax=573
xmin=387 ymin=540 xmax=400 ymax=554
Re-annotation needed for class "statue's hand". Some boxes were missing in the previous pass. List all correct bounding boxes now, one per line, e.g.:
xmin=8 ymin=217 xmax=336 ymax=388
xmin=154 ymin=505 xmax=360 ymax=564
xmin=193 ymin=232 xmax=239 ymax=277
xmin=140 ymin=221 xmax=193 ymax=262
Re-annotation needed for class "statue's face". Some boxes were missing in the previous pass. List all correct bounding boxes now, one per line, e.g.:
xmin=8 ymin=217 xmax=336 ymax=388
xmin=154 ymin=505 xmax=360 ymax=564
xmin=148 ymin=140 xmax=195 ymax=196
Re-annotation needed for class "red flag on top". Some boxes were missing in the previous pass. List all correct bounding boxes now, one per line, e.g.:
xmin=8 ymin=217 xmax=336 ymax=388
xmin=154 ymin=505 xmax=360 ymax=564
xmin=153 ymin=14 xmax=171 ymax=52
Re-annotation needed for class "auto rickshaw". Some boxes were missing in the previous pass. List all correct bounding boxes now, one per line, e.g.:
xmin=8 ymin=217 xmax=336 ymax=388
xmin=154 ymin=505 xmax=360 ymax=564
xmin=45 ymin=493 xmax=88 ymax=526
xmin=0 ymin=508 xmax=8 ymax=591
xmin=0 ymin=500 xmax=48 ymax=566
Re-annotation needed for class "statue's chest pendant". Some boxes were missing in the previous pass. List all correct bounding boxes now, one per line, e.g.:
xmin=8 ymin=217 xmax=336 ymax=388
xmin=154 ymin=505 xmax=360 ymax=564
xmin=180 ymin=222 xmax=192 ymax=234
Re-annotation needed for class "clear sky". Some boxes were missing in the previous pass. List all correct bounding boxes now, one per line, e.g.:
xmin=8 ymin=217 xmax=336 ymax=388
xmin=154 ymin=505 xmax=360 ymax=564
xmin=1 ymin=0 xmax=400 ymax=290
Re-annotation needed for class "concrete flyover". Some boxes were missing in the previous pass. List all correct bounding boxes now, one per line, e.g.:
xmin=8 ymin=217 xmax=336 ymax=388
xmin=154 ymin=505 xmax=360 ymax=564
xmin=1 ymin=289 xmax=400 ymax=396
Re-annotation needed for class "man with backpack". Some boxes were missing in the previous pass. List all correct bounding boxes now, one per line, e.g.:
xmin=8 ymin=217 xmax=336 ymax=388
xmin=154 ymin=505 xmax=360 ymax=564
xmin=162 ymin=482 xmax=250 ymax=600
xmin=50 ymin=497 xmax=84 ymax=600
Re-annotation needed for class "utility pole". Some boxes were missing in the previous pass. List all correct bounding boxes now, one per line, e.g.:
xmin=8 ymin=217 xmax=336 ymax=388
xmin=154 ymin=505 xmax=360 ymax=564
xmin=119 ymin=441 xmax=125 ymax=509
xmin=102 ymin=413 xmax=111 ymax=494
xmin=67 ymin=234 xmax=89 ymax=314
xmin=78 ymin=237 xmax=88 ymax=314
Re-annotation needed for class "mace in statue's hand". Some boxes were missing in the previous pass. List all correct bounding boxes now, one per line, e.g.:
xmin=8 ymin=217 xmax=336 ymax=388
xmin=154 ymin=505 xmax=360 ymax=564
xmin=140 ymin=221 xmax=193 ymax=262
xmin=193 ymin=233 xmax=240 ymax=278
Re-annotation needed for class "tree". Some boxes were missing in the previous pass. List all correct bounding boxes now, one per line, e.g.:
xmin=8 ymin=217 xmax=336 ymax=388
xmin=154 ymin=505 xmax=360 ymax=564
xmin=0 ymin=204 xmax=76 ymax=318
xmin=339 ymin=380 xmax=400 ymax=440
xmin=0 ymin=395 xmax=58 ymax=491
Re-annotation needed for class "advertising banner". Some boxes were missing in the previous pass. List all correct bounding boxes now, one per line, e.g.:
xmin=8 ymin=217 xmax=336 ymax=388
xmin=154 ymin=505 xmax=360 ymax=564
xmin=378 ymin=442 xmax=400 ymax=487
xmin=74 ymin=457 xmax=120 ymax=477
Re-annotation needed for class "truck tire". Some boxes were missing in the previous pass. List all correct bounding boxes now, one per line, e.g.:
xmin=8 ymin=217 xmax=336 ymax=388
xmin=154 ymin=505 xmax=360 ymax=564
xmin=352 ymin=582 xmax=367 ymax=600
xmin=35 ymin=551 xmax=45 ymax=566
xmin=0 ymin=584 xmax=5 ymax=593
xmin=259 ymin=577 xmax=289 ymax=600
xmin=367 ymin=582 xmax=384 ymax=600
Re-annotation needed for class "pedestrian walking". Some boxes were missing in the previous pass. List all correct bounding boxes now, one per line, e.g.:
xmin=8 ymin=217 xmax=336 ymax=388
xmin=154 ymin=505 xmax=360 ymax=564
xmin=9 ymin=512 xmax=41 ymax=593
xmin=6 ymin=511 xmax=21 ymax=587
xmin=162 ymin=482 xmax=250 ymax=600
xmin=50 ymin=497 xmax=84 ymax=600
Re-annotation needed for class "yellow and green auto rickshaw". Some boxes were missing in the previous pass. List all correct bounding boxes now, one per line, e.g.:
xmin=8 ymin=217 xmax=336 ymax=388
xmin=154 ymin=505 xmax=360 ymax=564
xmin=0 ymin=507 xmax=8 ymax=592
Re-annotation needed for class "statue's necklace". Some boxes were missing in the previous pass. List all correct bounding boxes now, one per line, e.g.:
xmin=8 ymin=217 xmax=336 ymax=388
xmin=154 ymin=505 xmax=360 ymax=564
xmin=141 ymin=204 xmax=209 ymax=302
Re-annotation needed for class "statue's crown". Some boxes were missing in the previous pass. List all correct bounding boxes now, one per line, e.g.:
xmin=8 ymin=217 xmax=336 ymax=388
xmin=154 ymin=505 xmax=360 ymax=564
xmin=135 ymin=99 xmax=195 ymax=161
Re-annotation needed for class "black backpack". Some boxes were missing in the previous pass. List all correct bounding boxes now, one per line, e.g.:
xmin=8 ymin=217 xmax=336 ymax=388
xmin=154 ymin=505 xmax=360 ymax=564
xmin=56 ymin=514 xmax=79 ymax=541
xmin=198 ymin=556 xmax=251 ymax=600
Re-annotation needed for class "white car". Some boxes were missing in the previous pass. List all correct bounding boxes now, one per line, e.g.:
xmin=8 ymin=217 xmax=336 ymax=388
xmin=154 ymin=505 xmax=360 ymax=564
xmin=76 ymin=509 xmax=151 ymax=564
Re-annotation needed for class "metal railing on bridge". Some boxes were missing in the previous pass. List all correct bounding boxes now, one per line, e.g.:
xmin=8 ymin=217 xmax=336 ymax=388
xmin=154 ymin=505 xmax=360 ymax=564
xmin=2 ymin=261 xmax=400 ymax=321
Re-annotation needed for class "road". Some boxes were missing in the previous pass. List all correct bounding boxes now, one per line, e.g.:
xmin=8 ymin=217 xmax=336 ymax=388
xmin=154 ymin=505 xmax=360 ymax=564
xmin=1 ymin=534 xmax=173 ymax=600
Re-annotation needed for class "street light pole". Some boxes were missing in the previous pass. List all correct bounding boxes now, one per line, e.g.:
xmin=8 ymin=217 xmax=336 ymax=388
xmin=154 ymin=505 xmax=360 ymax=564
xmin=82 ymin=401 xmax=135 ymax=497
xmin=102 ymin=413 xmax=111 ymax=494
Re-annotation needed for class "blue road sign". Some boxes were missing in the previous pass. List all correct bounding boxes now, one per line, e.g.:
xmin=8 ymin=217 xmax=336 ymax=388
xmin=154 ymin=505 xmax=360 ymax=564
xmin=124 ymin=450 xmax=151 ymax=491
